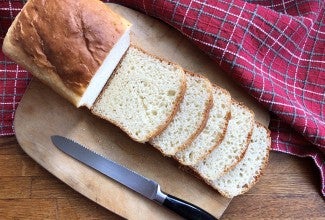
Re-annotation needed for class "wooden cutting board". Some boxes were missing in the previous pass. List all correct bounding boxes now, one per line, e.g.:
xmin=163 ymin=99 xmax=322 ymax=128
xmin=14 ymin=4 xmax=270 ymax=219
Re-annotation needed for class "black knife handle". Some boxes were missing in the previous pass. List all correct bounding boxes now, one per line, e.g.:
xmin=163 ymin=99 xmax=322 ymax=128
xmin=162 ymin=194 xmax=217 ymax=220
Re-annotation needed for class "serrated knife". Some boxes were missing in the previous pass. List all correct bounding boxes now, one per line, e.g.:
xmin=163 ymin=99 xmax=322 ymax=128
xmin=51 ymin=135 xmax=216 ymax=220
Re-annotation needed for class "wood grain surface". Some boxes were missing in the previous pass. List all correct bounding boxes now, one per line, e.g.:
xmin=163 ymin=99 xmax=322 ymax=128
xmin=0 ymin=136 xmax=324 ymax=219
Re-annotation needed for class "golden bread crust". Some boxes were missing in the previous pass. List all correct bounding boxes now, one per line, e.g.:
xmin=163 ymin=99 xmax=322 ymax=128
xmin=3 ymin=0 xmax=131 ymax=106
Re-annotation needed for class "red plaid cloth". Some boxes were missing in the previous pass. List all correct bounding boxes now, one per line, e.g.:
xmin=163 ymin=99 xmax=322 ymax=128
xmin=0 ymin=0 xmax=324 ymax=196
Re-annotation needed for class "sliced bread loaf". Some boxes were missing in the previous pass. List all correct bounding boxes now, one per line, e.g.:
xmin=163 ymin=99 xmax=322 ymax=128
xmin=149 ymin=72 xmax=213 ymax=156
xmin=211 ymin=122 xmax=271 ymax=198
xmin=91 ymin=46 xmax=186 ymax=143
xmin=193 ymin=100 xmax=254 ymax=181
xmin=174 ymin=85 xmax=231 ymax=165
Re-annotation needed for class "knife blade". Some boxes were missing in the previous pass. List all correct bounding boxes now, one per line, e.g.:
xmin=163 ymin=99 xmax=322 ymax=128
xmin=51 ymin=135 xmax=216 ymax=220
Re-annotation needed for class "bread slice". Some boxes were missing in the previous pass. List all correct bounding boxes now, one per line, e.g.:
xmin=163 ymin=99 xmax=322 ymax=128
xmin=149 ymin=72 xmax=213 ymax=156
xmin=193 ymin=100 xmax=254 ymax=180
xmin=2 ymin=0 xmax=131 ymax=108
xmin=91 ymin=46 xmax=186 ymax=143
xmin=211 ymin=122 xmax=271 ymax=198
xmin=174 ymin=85 xmax=231 ymax=165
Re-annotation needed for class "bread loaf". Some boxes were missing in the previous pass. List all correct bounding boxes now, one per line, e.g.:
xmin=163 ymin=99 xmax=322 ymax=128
xmin=175 ymin=85 xmax=231 ymax=165
xmin=150 ymin=72 xmax=213 ymax=156
xmin=211 ymin=122 xmax=271 ymax=198
xmin=91 ymin=46 xmax=186 ymax=143
xmin=193 ymin=100 xmax=254 ymax=180
xmin=2 ymin=0 xmax=131 ymax=108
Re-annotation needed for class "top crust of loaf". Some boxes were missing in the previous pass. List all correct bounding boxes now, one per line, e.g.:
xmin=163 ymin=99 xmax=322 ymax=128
xmin=2 ymin=0 xmax=131 ymax=107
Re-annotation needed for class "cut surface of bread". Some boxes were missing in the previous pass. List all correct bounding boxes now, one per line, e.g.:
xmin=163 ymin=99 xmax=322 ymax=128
xmin=79 ymin=28 xmax=131 ymax=108
xmin=91 ymin=46 xmax=186 ymax=143
xmin=211 ymin=123 xmax=271 ymax=198
xmin=175 ymin=85 xmax=231 ymax=165
xmin=150 ymin=72 xmax=213 ymax=156
xmin=193 ymin=100 xmax=254 ymax=181
xmin=2 ymin=0 xmax=131 ymax=108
